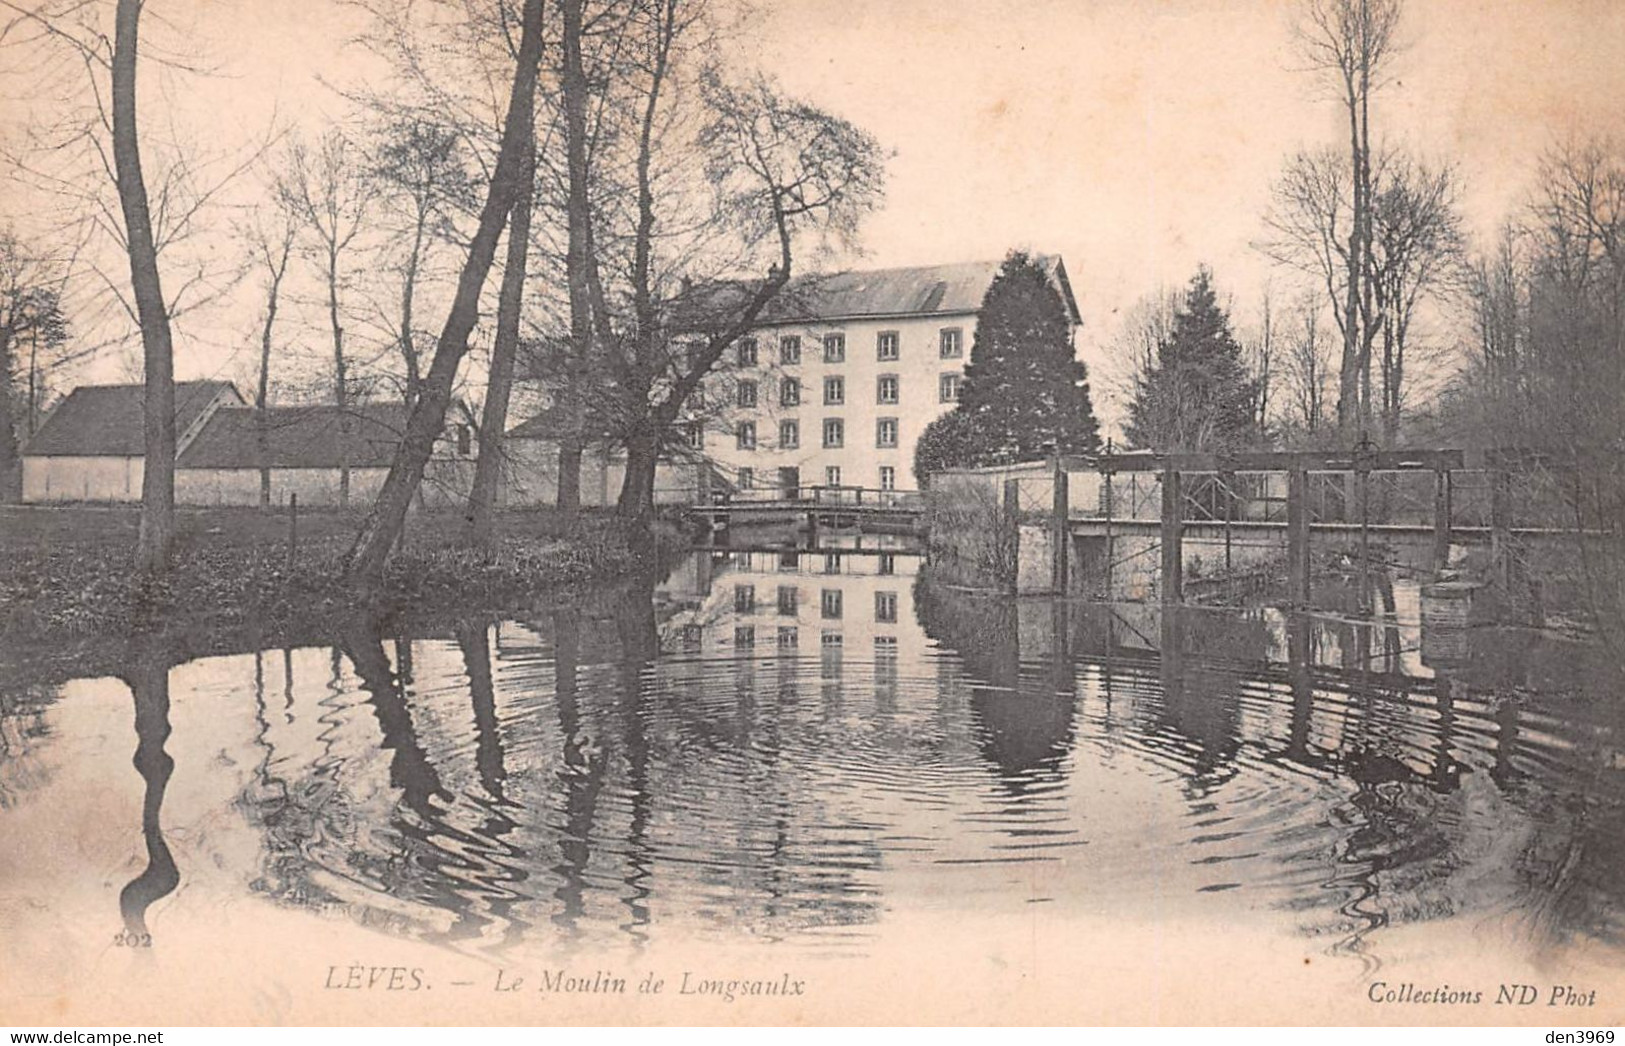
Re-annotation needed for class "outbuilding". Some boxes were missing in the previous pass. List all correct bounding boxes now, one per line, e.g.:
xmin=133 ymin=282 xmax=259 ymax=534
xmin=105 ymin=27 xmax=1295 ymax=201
xmin=20 ymin=380 xmax=242 ymax=503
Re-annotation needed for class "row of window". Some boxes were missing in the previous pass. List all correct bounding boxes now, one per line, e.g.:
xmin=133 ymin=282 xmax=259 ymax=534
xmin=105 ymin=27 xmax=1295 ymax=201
xmin=738 ymin=374 xmax=960 ymax=410
xmin=734 ymin=417 xmax=901 ymax=450
xmin=737 ymin=465 xmax=897 ymax=491
xmin=733 ymin=585 xmax=900 ymax=623
xmin=738 ymin=373 xmax=958 ymax=409
xmin=734 ymin=328 xmax=963 ymax=367
xmin=720 ymin=627 xmax=902 ymax=651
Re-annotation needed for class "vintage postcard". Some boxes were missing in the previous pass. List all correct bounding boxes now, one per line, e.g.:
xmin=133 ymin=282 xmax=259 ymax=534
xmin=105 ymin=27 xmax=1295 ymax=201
xmin=1 ymin=0 xmax=1623 ymax=1028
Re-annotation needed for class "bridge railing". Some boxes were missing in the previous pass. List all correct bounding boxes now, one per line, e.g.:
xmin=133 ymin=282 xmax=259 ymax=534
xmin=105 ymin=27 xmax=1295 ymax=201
xmin=712 ymin=485 xmax=923 ymax=509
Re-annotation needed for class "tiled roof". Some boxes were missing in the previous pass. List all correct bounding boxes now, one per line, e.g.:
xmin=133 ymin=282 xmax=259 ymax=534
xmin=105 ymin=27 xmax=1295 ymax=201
xmin=673 ymin=255 xmax=1080 ymax=329
xmin=22 ymin=381 xmax=240 ymax=457
xmin=176 ymin=404 xmax=412 ymax=469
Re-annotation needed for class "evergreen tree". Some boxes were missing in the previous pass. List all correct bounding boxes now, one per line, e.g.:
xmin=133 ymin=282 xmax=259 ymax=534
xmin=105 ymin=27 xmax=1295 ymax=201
xmin=1125 ymin=266 xmax=1259 ymax=452
xmin=915 ymin=251 xmax=1099 ymax=481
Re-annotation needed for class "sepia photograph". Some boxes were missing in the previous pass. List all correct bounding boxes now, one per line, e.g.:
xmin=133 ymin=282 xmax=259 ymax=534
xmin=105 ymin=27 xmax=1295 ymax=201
xmin=0 ymin=0 xmax=1623 ymax=1029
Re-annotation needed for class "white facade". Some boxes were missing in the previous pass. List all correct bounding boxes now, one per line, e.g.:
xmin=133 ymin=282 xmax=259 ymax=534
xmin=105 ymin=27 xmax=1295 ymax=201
xmin=22 ymin=455 xmax=143 ymax=503
xmin=505 ymin=439 xmax=705 ymax=508
xmin=700 ymin=311 xmax=977 ymax=496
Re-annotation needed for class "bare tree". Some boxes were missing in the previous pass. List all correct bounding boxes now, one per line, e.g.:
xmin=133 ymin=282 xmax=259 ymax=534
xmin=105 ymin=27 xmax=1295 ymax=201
xmin=106 ymin=0 xmax=179 ymax=572
xmin=1368 ymin=154 xmax=1464 ymax=443
xmin=344 ymin=0 xmax=548 ymax=588
xmin=1284 ymin=295 xmax=1331 ymax=438
xmin=1293 ymin=0 xmax=1403 ymax=436
xmin=1246 ymin=286 xmax=1276 ymax=442
xmin=465 ymin=56 xmax=537 ymax=547
xmin=602 ymin=71 xmax=886 ymax=520
xmin=367 ymin=116 xmax=478 ymax=413
xmin=0 ymin=228 xmax=76 ymax=500
xmin=239 ymin=198 xmax=298 ymax=508
xmin=276 ymin=131 xmax=376 ymax=507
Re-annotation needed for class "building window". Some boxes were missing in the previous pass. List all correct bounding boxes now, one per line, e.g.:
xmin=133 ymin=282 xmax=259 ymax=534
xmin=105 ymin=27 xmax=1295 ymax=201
xmin=821 ymin=589 xmax=843 ymax=619
xmin=878 ymin=552 xmax=897 ymax=575
xmin=683 ymin=420 xmax=704 ymax=449
xmin=736 ymin=337 xmax=758 ymax=366
xmin=738 ymin=467 xmax=754 ymax=490
xmin=877 ymin=330 xmax=899 ymax=361
xmin=825 ymin=465 xmax=842 ymax=486
xmin=939 ymin=373 xmax=961 ymax=402
xmin=777 ymin=586 xmax=799 ymax=615
xmin=778 ymin=550 xmax=800 ymax=572
xmin=824 ymin=552 xmax=843 ymax=574
xmin=822 ymin=332 xmax=845 ymax=363
xmin=734 ymin=625 xmax=756 ymax=648
xmin=777 ymin=626 xmax=799 ymax=648
xmin=877 ymin=374 xmax=899 ymax=404
xmin=780 ymin=335 xmax=801 ymax=365
xmin=822 ymin=418 xmax=844 ymax=448
xmin=780 ymin=376 xmax=800 ymax=407
xmin=681 ymin=623 xmax=703 ymax=648
xmin=734 ymin=584 xmax=755 ymax=613
xmin=875 ymin=591 xmax=898 ymax=623
xmin=823 ymin=375 xmax=844 ymax=405
xmin=737 ymin=379 xmax=758 ymax=408
xmin=779 ymin=419 xmax=799 ymax=449
xmin=736 ymin=421 xmax=756 ymax=450
xmin=876 ymin=417 xmax=898 ymax=448
xmin=940 ymin=327 xmax=963 ymax=358
xmin=879 ymin=465 xmax=896 ymax=491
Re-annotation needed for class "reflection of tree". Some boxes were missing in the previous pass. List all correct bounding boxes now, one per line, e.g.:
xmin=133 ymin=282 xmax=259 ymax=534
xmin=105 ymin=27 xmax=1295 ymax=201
xmin=452 ymin=619 xmax=531 ymax=950
xmin=1155 ymin=608 xmax=1264 ymax=793
xmin=612 ymin=575 xmax=658 ymax=942
xmin=914 ymin=575 xmax=1075 ymax=788
xmin=117 ymin=640 xmax=179 ymax=939
xmin=550 ymin=605 xmax=607 ymax=937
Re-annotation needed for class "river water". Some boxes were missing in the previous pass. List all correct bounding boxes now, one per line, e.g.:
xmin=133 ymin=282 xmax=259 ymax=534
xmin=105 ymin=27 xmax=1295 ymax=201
xmin=3 ymin=537 xmax=1623 ymax=1022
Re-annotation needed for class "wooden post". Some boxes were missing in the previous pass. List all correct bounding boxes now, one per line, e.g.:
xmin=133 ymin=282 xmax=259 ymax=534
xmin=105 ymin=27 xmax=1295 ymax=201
xmin=1432 ymin=469 xmax=1452 ymax=575
xmin=1051 ymin=455 xmax=1069 ymax=594
xmin=1003 ymin=477 xmax=1021 ymax=594
xmin=1287 ymin=467 xmax=1309 ymax=608
xmin=1102 ymin=465 xmax=1115 ymax=600
xmin=1491 ymin=467 xmax=1512 ymax=592
xmin=1356 ymin=463 xmax=1372 ymax=613
xmin=286 ymin=492 xmax=298 ymax=568
xmin=1220 ymin=469 xmax=1235 ymax=601
xmin=1160 ymin=464 xmax=1182 ymax=605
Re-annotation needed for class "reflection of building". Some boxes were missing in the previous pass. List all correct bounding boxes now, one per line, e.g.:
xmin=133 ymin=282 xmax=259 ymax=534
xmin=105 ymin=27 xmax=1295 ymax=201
xmin=658 ymin=541 xmax=926 ymax=665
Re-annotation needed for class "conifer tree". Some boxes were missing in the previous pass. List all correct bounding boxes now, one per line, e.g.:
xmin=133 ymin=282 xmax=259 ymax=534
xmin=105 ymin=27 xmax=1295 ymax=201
xmin=915 ymin=251 xmax=1098 ymax=480
xmin=1125 ymin=267 xmax=1260 ymax=452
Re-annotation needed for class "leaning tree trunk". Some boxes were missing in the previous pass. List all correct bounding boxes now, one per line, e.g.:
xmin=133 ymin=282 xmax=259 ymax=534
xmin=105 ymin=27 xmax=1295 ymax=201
xmin=467 ymin=100 xmax=535 ymax=547
xmin=343 ymin=0 xmax=545 ymax=589
xmin=113 ymin=0 xmax=178 ymax=575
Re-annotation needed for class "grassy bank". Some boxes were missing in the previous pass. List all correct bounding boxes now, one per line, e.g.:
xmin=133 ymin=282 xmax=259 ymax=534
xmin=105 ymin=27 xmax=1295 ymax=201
xmin=0 ymin=504 xmax=664 ymax=654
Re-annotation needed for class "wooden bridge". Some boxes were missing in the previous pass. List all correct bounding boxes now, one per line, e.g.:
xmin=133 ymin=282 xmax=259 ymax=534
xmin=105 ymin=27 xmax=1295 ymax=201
xmin=974 ymin=445 xmax=1612 ymax=608
xmin=691 ymin=485 xmax=925 ymax=534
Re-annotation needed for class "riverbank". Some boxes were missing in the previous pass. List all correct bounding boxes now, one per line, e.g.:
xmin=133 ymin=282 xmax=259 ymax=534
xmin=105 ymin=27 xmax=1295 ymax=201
xmin=0 ymin=504 xmax=671 ymax=660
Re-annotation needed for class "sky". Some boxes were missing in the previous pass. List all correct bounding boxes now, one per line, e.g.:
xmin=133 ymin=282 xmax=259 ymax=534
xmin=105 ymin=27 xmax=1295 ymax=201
xmin=6 ymin=0 xmax=1625 ymax=424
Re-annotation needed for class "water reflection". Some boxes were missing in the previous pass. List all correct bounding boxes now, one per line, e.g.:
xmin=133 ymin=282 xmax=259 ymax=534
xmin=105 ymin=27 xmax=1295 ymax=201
xmin=1 ymin=540 xmax=1623 ymax=970
xmin=119 ymin=644 xmax=179 ymax=938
